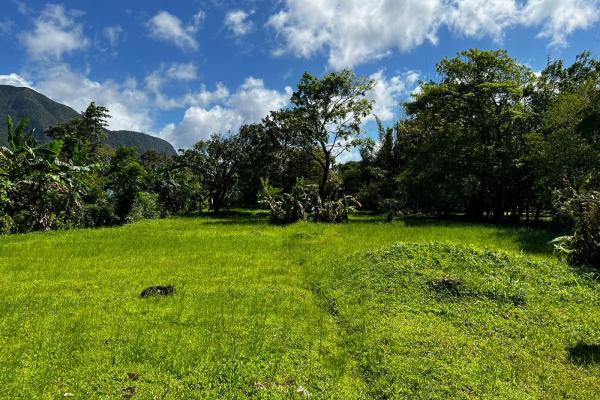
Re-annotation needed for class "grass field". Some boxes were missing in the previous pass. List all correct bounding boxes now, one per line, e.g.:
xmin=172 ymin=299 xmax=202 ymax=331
xmin=1 ymin=214 xmax=598 ymax=399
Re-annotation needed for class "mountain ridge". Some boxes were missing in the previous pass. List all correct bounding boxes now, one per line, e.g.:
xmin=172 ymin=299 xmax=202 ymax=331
xmin=0 ymin=85 xmax=176 ymax=155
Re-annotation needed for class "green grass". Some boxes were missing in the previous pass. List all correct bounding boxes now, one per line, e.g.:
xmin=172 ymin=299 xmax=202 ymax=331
xmin=0 ymin=214 xmax=598 ymax=399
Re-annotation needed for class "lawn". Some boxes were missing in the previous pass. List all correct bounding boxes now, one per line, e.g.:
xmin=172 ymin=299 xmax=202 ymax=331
xmin=0 ymin=214 xmax=598 ymax=399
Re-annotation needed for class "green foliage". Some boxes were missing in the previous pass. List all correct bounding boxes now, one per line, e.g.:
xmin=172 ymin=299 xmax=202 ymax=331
xmin=126 ymin=191 xmax=160 ymax=223
xmin=1 ymin=116 xmax=86 ymax=232
xmin=181 ymin=134 xmax=243 ymax=213
xmin=45 ymin=102 xmax=110 ymax=163
xmin=378 ymin=198 xmax=403 ymax=223
xmin=106 ymin=146 xmax=146 ymax=220
xmin=312 ymin=195 xmax=361 ymax=223
xmin=404 ymin=49 xmax=535 ymax=220
xmin=287 ymin=69 xmax=375 ymax=198
xmin=552 ymin=189 xmax=600 ymax=269
xmin=259 ymin=179 xmax=317 ymax=224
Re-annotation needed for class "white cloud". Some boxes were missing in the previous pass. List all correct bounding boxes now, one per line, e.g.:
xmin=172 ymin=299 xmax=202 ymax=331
xmin=166 ymin=62 xmax=197 ymax=81
xmin=268 ymin=0 xmax=442 ymax=69
xmin=33 ymin=65 xmax=153 ymax=133
xmin=147 ymin=10 xmax=204 ymax=50
xmin=521 ymin=0 xmax=600 ymax=45
xmin=163 ymin=78 xmax=292 ymax=148
xmin=368 ymin=70 xmax=420 ymax=122
xmin=21 ymin=4 xmax=89 ymax=60
xmin=268 ymin=0 xmax=600 ymax=68
xmin=445 ymin=0 xmax=518 ymax=40
xmin=0 ymin=73 xmax=33 ymax=88
xmin=225 ymin=10 xmax=253 ymax=36
xmin=144 ymin=63 xmax=200 ymax=110
xmin=103 ymin=25 xmax=123 ymax=47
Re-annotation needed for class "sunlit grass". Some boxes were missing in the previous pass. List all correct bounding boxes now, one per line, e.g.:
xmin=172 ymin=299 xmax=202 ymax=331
xmin=1 ymin=214 xmax=594 ymax=399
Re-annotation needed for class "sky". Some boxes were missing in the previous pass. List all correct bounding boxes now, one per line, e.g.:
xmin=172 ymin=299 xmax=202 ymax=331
xmin=0 ymin=0 xmax=599 ymax=152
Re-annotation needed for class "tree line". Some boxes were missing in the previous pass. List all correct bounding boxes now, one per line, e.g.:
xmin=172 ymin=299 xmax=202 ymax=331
xmin=1 ymin=48 xmax=598 ymax=266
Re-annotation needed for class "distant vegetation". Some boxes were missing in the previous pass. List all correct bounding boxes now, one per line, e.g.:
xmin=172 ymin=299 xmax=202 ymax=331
xmin=1 ymin=48 xmax=599 ymax=269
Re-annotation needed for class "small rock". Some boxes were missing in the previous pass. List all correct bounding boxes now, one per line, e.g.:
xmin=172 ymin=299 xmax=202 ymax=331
xmin=140 ymin=285 xmax=175 ymax=298
xmin=63 ymin=394 xmax=74 ymax=398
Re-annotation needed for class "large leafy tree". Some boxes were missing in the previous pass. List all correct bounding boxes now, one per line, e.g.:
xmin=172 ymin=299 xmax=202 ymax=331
xmin=284 ymin=70 xmax=375 ymax=198
xmin=405 ymin=49 xmax=535 ymax=220
xmin=182 ymin=134 xmax=244 ymax=213
xmin=529 ymin=52 xmax=600 ymax=208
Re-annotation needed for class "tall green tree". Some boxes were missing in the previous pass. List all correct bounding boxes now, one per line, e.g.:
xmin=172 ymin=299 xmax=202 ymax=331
xmin=405 ymin=49 xmax=535 ymax=220
xmin=182 ymin=134 xmax=244 ymax=213
xmin=285 ymin=70 xmax=375 ymax=198
xmin=45 ymin=102 xmax=110 ymax=164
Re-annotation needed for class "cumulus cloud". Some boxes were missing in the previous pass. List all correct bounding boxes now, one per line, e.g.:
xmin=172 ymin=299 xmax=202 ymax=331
xmin=163 ymin=78 xmax=292 ymax=149
xmin=445 ymin=0 xmax=518 ymax=40
xmin=147 ymin=10 xmax=204 ymax=50
xmin=32 ymin=65 xmax=153 ymax=132
xmin=521 ymin=0 xmax=600 ymax=45
xmin=144 ymin=62 xmax=200 ymax=110
xmin=368 ymin=70 xmax=420 ymax=122
xmin=0 ymin=73 xmax=33 ymax=88
xmin=21 ymin=3 xmax=90 ymax=59
xmin=225 ymin=10 xmax=254 ymax=36
xmin=268 ymin=0 xmax=600 ymax=68
xmin=166 ymin=62 xmax=197 ymax=81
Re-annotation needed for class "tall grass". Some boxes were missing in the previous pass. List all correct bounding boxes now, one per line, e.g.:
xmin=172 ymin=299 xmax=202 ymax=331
xmin=1 ymin=215 xmax=585 ymax=399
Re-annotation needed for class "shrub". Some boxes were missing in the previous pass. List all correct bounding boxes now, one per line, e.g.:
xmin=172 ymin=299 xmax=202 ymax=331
xmin=83 ymin=195 xmax=119 ymax=227
xmin=552 ymin=190 xmax=600 ymax=269
xmin=260 ymin=179 xmax=360 ymax=224
xmin=378 ymin=198 xmax=403 ymax=223
xmin=259 ymin=179 xmax=317 ymax=225
xmin=0 ymin=213 xmax=13 ymax=234
xmin=126 ymin=192 xmax=160 ymax=223
xmin=312 ymin=195 xmax=361 ymax=223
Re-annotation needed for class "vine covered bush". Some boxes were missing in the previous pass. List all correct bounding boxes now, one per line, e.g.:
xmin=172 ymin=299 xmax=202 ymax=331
xmin=552 ymin=190 xmax=600 ymax=269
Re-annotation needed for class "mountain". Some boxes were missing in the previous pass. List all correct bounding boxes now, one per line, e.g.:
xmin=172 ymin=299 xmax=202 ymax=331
xmin=0 ymin=85 xmax=176 ymax=155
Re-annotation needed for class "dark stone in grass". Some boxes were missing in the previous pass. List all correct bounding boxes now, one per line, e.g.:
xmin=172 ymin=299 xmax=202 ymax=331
xmin=569 ymin=343 xmax=600 ymax=365
xmin=430 ymin=276 xmax=464 ymax=295
xmin=127 ymin=372 xmax=139 ymax=381
xmin=140 ymin=285 xmax=175 ymax=298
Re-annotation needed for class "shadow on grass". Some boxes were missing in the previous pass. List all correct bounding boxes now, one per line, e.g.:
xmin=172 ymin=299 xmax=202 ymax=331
xmin=491 ymin=229 xmax=555 ymax=256
xmin=569 ymin=343 xmax=600 ymax=365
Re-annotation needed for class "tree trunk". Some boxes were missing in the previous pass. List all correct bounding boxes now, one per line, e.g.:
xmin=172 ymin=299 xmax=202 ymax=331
xmin=319 ymin=153 xmax=331 ymax=199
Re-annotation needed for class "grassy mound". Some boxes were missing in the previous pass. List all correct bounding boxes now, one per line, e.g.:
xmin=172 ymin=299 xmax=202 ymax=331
xmin=314 ymin=242 xmax=600 ymax=399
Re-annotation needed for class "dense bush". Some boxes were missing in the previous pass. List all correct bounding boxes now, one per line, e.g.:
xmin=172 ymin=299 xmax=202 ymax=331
xmin=259 ymin=179 xmax=316 ymax=224
xmin=552 ymin=190 xmax=600 ymax=269
xmin=312 ymin=195 xmax=361 ymax=223
xmin=260 ymin=179 xmax=359 ymax=224
xmin=378 ymin=198 xmax=403 ymax=223
xmin=126 ymin=191 xmax=160 ymax=223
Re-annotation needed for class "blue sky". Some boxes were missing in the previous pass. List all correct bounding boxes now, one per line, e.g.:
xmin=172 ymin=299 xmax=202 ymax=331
xmin=1 ymin=0 xmax=599 ymax=150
